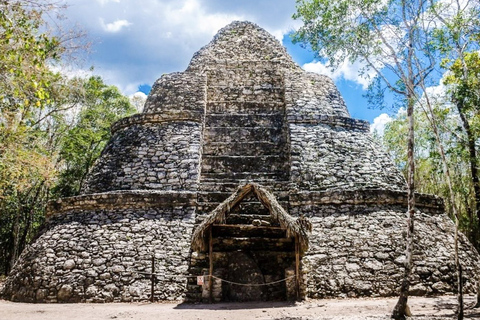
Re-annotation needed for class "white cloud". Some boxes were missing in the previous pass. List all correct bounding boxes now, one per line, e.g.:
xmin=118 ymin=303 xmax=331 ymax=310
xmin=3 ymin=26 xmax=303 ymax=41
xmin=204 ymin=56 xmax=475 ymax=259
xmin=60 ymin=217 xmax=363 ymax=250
xmin=303 ymin=59 xmax=376 ymax=90
xmin=49 ymin=64 xmax=94 ymax=81
xmin=130 ymin=92 xmax=147 ymax=113
xmin=60 ymin=0 xmax=300 ymax=95
xmin=370 ymin=113 xmax=392 ymax=136
xmin=97 ymin=0 xmax=120 ymax=5
xmin=100 ymin=19 xmax=132 ymax=33
xmin=268 ymin=20 xmax=302 ymax=41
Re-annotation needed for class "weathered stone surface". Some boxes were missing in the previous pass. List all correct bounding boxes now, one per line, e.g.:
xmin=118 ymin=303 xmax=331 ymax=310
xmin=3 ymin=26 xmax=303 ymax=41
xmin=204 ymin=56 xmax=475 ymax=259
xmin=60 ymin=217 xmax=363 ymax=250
xmin=294 ymin=204 xmax=479 ymax=298
xmin=2 ymin=206 xmax=195 ymax=302
xmin=2 ymin=20 xmax=479 ymax=303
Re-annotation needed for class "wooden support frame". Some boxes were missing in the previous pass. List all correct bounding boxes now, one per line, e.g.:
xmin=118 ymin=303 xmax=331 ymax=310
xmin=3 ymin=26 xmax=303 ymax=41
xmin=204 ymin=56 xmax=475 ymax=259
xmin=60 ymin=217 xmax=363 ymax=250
xmin=150 ymin=255 xmax=155 ymax=302
xmin=208 ymin=227 xmax=213 ymax=303
xmin=295 ymin=235 xmax=300 ymax=300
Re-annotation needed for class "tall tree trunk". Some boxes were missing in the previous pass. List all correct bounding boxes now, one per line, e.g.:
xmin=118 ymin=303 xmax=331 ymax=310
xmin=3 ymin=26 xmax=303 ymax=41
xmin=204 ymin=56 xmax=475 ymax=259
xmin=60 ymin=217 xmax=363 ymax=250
xmin=459 ymin=105 xmax=480 ymax=309
xmin=17 ymin=181 xmax=44 ymax=260
xmin=420 ymin=93 xmax=464 ymax=318
xmin=457 ymin=103 xmax=480 ymax=225
xmin=9 ymin=208 xmax=22 ymax=272
xmin=455 ymin=100 xmax=480 ymax=309
xmin=454 ymin=44 xmax=480 ymax=309
xmin=392 ymin=92 xmax=416 ymax=320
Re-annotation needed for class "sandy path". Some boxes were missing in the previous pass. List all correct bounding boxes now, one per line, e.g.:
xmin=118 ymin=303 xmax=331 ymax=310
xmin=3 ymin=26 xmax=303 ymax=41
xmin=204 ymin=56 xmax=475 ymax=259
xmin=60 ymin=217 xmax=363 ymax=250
xmin=0 ymin=295 xmax=479 ymax=320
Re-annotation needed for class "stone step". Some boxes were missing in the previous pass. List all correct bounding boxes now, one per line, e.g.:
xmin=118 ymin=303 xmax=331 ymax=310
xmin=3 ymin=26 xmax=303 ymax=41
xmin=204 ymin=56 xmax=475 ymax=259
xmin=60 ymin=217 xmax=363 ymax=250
xmin=203 ymin=141 xmax=287 ymax=156
xmin=197 ymin=179 xmax=291 ymax=193
xmin=197 ymin=190 xmax=289 ymax=203
xmin=205 ymin=113 xmax=285 ymax=128
xmin=203 ymin=127 xmax=286 ymax=143
xmin=207 ymin=62 xmax=284 ymax=73
xmin=206 ymin=101 xmax=284 ymax=114
xmin=196 ymin=202 xmax=289 ymax=217
xmin=201 ymin=155 xmax=289 ymax=174
xmin=199 ymin=173 xmax=288 ymax=184
xmin=207 ymin=67 xmax=283 ymax=87
xmin=207 ymin=86 xmax=284 ymax=103
xmin=207 ymin=79 xmax=282 ymax=87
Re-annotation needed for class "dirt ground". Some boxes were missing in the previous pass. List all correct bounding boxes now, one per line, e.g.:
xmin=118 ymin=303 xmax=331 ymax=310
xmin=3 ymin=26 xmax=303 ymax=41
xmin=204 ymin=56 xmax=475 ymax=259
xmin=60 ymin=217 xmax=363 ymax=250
xmin=0 ymin=295 xmax=479 ymax=320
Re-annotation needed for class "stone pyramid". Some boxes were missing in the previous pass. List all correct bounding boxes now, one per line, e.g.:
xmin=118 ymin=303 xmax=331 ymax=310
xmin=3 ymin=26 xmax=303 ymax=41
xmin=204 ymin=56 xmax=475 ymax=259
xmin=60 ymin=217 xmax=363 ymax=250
xmin=2 ymin=21 xmax=479 ymax=303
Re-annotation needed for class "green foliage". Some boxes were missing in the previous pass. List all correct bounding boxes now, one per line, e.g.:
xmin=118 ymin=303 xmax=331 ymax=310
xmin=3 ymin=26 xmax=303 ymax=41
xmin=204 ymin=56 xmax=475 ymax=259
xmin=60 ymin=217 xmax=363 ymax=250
xmin=294 ymin=3 xmax=479 ymax=312
xmin=0 ymin=1 xmax=135 ymax=275
xmin=0 ymin=2 xmax=63 ymax=275
xmin=0 ymin=1 xmax=61 ymax=115
xmin=293 ymin=0 xmax=435 ymax=101
xmin=383 ymin=106 xmax=480 ymax=246
xmin=444 ymin=52 xmax=480 ymax=117
xmin=293 ymin=0 xmax=388 ymax=65
xmin=54 ymin=76 xmax=136 ymax=197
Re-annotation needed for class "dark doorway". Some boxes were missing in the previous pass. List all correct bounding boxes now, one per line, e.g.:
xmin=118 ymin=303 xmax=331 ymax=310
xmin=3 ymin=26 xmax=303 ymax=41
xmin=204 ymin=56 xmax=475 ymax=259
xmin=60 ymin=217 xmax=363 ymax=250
xmin=210 ymin=223 xmax=296 ymax=302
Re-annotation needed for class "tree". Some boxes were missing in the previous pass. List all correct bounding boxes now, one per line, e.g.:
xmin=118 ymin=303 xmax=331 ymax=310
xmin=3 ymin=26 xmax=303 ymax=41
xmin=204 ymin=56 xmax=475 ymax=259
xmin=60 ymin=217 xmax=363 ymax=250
xmin=0 ymin=0 xmax=67 ymax=274
xmin=0 ymin=1 xmax=134 ymax=276
xmin=444 ymin=52 xmax=480 ymax=309
xmin=429 ymin=1 xmax=480 ymax=309
xmin=54 ymin=76 xmax=136 ymax=197
xmin=292 ymin=1 xmax=440 ymax=318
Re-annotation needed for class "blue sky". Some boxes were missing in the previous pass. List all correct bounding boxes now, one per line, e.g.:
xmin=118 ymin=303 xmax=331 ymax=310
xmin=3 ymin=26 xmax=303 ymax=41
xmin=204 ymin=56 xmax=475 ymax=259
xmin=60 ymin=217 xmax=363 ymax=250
xmin=59 ymin=0 xmax=391 ymax=128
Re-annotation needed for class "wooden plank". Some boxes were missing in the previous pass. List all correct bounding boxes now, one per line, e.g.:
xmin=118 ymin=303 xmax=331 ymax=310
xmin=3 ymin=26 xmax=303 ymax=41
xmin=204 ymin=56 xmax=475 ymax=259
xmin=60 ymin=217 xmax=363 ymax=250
xmin=225 ymin=213 xmax=276 ymax=225
xmin=295 ymin=235 xmax=300 ymax=300
xmin=212 ymin=224 xmax=286 ymax=238
xmin=150 ymin=255 xmax=155 ymax=303
xmin=212 ymin=237 xmax=294 ymax=251
xmin=209 ymin=228 xmax=213 ymax=303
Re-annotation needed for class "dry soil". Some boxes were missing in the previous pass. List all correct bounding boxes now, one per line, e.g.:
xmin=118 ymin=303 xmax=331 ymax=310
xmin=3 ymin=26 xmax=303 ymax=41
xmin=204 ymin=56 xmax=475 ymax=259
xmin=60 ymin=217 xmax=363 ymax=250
xmin=0 ymin=295 xmax=479 ymax=320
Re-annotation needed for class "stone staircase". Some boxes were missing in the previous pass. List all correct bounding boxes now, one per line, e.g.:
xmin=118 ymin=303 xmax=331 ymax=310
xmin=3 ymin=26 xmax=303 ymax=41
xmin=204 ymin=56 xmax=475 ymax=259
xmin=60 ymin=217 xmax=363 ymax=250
xmin=197 ymin=62 xmax=290 ymax=215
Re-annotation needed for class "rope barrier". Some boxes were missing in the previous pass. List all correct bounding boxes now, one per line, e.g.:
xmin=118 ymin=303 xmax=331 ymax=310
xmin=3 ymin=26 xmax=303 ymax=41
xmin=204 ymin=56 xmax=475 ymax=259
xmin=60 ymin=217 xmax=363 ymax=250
xmin=211 ymin=275 xmax=295 ymax=287
xmin=131 ymin=270 xmax=295 ymax=287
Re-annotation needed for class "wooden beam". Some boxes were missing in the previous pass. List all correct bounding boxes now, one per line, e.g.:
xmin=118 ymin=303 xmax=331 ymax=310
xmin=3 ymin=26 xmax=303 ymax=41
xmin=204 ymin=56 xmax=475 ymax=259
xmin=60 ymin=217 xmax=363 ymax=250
xmin=212 ymin=237 xmax=294 ymax=251
xmin=295 ymin=235 xmax=300 ymax=300
xmin=208 ymin=227 xmax=213 ymax=303
xmin=212 ymin=224 xmax=286 ymax=238
xmin=150 ymin=255 xmax=155 ymax=303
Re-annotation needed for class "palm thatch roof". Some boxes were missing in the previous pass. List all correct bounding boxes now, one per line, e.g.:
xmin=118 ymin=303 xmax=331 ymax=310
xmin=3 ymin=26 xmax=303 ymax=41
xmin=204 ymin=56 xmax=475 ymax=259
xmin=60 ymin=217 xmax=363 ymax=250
xmin=191 ymin=183 xmax=312 ymax=253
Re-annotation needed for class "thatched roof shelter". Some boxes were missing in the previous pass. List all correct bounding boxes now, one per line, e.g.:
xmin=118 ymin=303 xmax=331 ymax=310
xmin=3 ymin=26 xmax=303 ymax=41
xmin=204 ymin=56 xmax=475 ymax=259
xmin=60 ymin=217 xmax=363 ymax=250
xmin=191 ymin=183 xmax=312 ymax=253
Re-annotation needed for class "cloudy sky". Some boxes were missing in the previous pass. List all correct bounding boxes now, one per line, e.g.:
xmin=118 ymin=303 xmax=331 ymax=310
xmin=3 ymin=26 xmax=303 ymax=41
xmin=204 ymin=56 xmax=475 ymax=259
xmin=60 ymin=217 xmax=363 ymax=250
xmin=60 ymin=0 xmax=391 ymax=127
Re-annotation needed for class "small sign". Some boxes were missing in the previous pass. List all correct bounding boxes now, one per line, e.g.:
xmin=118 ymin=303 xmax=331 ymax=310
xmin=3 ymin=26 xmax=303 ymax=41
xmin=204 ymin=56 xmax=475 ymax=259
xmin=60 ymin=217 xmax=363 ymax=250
xmin=197 ymin=276 xmax=204 ymax=286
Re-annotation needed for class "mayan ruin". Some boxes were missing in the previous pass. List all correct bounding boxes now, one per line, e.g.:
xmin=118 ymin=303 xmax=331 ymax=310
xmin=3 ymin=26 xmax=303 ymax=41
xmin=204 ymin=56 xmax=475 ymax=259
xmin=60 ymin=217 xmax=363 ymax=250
xmin=1 ymin=21 xmax=480 ymax=304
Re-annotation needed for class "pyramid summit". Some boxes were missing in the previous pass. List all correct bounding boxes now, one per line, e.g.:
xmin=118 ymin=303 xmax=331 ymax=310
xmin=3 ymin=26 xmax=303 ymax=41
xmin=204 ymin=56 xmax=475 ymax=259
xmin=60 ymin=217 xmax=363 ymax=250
xmin=187 ymin=21 xmax=298 ymax=71
xmin=2 ymin=21 xmax=479 ymax=303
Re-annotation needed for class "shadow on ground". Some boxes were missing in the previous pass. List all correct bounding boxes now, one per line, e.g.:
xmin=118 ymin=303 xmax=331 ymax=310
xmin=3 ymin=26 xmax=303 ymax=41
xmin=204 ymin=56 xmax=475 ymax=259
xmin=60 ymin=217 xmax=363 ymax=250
xmin=174 ymin=300 xmax=297 ymax=310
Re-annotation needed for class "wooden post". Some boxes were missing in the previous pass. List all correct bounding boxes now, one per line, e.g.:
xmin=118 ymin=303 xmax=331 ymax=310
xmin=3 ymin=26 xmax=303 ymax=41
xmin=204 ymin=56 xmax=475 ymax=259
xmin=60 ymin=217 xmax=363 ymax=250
xmin=208 ymin=227 xmax=214 ymax=303
xmin=150 ymin=255 xmax=155 ymax=303
xmin=295 ymin=235 xmax=300 ymax=300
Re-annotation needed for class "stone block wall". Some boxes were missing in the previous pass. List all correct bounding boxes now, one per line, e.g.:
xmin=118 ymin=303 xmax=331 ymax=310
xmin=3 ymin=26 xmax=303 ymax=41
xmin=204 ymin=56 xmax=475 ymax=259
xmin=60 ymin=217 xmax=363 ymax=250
xmin=285 ymin=71 xmax=350 ymax=118
xmin=186 ymin=22 xmax=299 ymax=72
xmin=289 ymin=123 xmax=406 ymax=191
xmin=4 ymin=20 xmax=480 ymax=304
xmin=197 ymin=61 xmax=290 ymax=216
xmin=1 ymin=192 xmax=196 ymax=303
xmin=143 ymin=72 xmax=206 ymax=114
xmin=82 ymin=121 xmax=202 ymax=194
xmin=295 ymin=203 xmax=480 ymax=298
